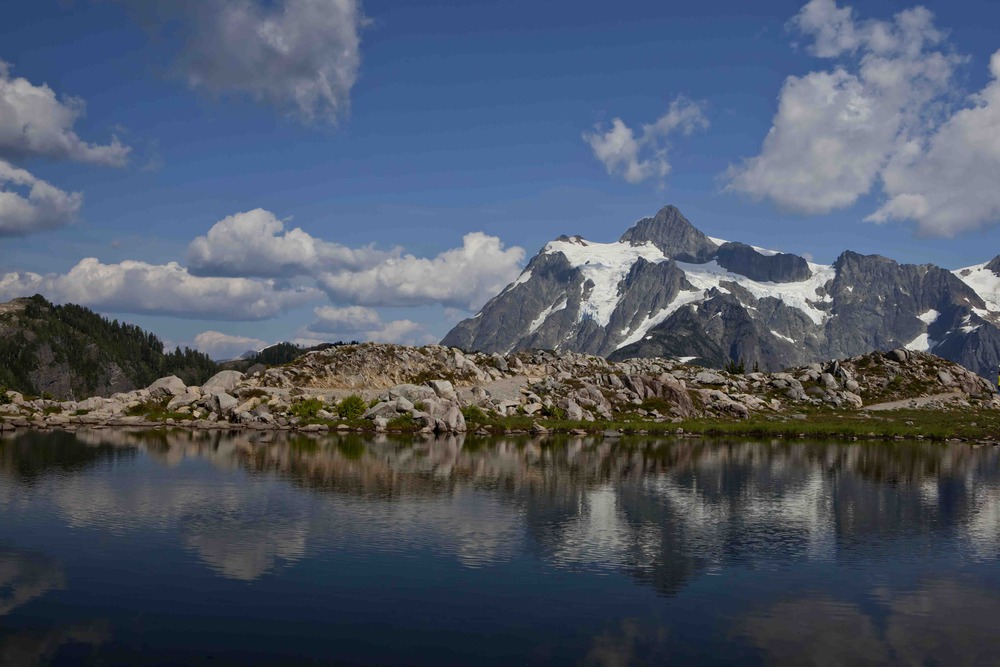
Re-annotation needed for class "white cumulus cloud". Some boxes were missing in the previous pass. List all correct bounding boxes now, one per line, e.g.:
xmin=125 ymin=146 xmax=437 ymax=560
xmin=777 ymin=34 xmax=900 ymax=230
xmin=584 ymin=96 xmax=708 ymax=185
xmin=193 ymin=331 xmax=269 ymax=360
xmin=187 ymin=208 xmax=397 ymax=277
xmin=318 ymin=232 xmax=525 ymax=310
xmin=146 ymin=0 xmax=366 ymax=124
xmin=0 ymin=159 xmax=83 ymax=236
xmin=0 ymin=61 xmax=130 ymax=166
xmin=867 ymin=50 xmax=1000 ymax=236
xmin=728 ymin=0 xmax=962 ymax=216
xmin=0 ymin=258 xmax=320 ymax=320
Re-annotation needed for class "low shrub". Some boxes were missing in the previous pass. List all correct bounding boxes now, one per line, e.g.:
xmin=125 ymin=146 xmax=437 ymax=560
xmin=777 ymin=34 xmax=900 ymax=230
xmin=461 ymin=405 xmax=488 ymax=424
xmin=541 ymin=405 xmax=566 ymax=419
xmin=289 ymin=398 xmax=324 ymax=420
xmin=240 ymin=388 xmax=269 ymax=399
xmin=338 ymin=394 xmax=367 ymax=420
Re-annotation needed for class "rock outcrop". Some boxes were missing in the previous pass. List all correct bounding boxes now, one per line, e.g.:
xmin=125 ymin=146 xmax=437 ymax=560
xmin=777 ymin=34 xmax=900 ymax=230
xmin=2 ymin=344 xmax=995 ymax=435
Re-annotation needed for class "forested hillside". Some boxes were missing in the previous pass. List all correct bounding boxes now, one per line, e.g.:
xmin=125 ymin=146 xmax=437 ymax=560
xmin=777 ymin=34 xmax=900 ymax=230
xmin=0 ymin=295 xmax=218 ymax=399
xmin=227 ymin=341 xmax=358 ymax=369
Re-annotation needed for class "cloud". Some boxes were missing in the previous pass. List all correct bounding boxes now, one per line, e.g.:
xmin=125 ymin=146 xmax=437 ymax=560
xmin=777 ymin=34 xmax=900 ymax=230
xmin=307 ymin=305 xmax=432 ymax=345
xmin=187 ymin=208 xmax=397 ymax=278
xmin=0 ymin=159 xmax=82 ymax=236
xmin=193 ymin=331 xmax=269 ymax=359
xmin=0 ymin=258 xmax=320 ymax=320
xmin=0 ymin=61 xmax=130 ymax=166
xmin=136 ymin=0 xmax=365 ymax=123
xmin=866 ymin=49 xmax=1000 ymax=236
xmin=318 ymin=232 xmax=526 ymax=310
xmin=308 ymin=305 xmax=382 ymax=332
xmin=727 ymin=0 xmax=962 ymax=216
xmin=584 ymin=96 xmax=708 ymax=184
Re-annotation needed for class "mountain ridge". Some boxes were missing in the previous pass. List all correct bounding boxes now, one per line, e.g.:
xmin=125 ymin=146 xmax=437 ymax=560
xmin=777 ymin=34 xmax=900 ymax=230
xmin=443 ymin=205 xmax=1000 ymax=379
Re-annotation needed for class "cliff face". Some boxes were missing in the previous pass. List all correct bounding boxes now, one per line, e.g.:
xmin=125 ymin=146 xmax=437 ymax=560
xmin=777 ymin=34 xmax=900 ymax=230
xmin=443 ymin=205 xmax=1000 ymax=380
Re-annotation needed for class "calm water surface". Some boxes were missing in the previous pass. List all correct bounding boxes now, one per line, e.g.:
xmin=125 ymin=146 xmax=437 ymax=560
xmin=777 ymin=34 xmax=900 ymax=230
xmin=1 ymin=429 xmax=999 ymax=665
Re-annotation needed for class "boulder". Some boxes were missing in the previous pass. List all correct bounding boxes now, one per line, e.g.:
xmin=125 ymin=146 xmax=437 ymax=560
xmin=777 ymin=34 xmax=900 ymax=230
xmin=385 ymin=384 xmax=437 ymax=403
xmin=364 ymin=401 xmax=399 ymax=420
xmin=76 ymin=396 xmax=106 ymax=412
xmin=558 ymin=398 xmax=584 ymax=421
xmin=202 ymin=371 xmax=245 ymax=395
xmin=167 ymin=392 xmax=201 ymax=410
xmin=147 ymin=376 xmax=187 ymax=398
xmin=427 ymin=380 xmax=459 ymax=403
xmin=694 ymin=371 xmax=726 ymax=385
xmin=886 ymin=349 xmax=908 ymax=363
xmin=210 ymin=392 xmax=239 ymax=417
xmin=436 ymin=405 xmax=467 ymax=433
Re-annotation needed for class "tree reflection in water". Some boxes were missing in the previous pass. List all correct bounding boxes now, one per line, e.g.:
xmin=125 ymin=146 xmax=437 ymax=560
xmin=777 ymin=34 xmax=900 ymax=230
xmin=1 ymin=428 xmax=999 ymax=665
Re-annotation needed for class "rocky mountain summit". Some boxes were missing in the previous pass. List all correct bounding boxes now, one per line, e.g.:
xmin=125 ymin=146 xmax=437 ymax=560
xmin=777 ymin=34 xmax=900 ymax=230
xmin=443 ymin=205 xmax=1000 ymax=380
xmin=3 ymin=344 xmax=995 ymax=436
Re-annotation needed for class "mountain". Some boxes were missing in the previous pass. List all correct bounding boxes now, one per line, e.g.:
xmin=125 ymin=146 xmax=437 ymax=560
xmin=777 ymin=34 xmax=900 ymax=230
xmin=0 ymin=295 xmax=218 ymax=400
xmin=443 ymin=205 xmax=1000 ymax=379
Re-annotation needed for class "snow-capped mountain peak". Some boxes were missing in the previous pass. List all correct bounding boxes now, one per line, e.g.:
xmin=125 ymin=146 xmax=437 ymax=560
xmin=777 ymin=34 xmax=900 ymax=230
xmin=443 ymin=205 xmax=1000 ymax=378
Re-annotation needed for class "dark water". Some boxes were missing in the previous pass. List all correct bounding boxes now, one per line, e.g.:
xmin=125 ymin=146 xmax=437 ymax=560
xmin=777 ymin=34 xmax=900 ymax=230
xmin=1 ymin=430 xmax=999 ymax=666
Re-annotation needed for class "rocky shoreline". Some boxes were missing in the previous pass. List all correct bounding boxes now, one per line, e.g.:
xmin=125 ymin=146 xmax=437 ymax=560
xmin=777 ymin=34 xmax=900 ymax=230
xmin=2 ymin=343 xmax=997 ymax=440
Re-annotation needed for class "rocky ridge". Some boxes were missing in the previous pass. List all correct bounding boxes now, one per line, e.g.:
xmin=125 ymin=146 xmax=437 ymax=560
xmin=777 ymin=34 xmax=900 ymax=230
xmin=2 ymin=343 xmax=995 ymax=436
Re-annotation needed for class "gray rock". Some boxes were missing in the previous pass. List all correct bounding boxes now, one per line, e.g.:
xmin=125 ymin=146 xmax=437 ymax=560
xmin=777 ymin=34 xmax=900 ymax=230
xmin=202 ymin=370 xmax=245 ymax=395
xmin=364 ymin=401 xmax=399 ymax=420
xmin=819 ymin=373 xmax=838 ymax=390
xmin=436 ymin=405 xmax=467 ymax=433
xmin=694 ymin=371 xmax=726 ymax=385
xmin=210 ymin=393 xmax=239 ymax=417
xmin=147 ymin=376 xmax=186 ymax=398
xmin=886 ymin=349 xmax=909 ymax=363
xmin=167 ymin=392 xmax=200 ymax=410
xmin=386 ymin=384 xmax=437 ymax=403
xmin=427 ymin=380 xmax=458 ymax=403
xmin=560 ymin=399 xmax=584 ymax=421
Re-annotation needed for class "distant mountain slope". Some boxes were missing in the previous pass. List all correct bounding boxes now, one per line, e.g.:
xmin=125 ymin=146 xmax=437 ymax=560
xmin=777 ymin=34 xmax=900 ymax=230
xmin=0 ymin=295 xmax=218 ymax=399
xmin=443 ymin=205 xmax=1000 ymax=379
xmin=221 ymin=341 xmax=360 ymax=370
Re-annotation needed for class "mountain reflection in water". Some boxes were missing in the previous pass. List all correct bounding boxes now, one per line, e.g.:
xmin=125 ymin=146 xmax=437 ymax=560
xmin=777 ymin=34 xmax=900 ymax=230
xmin=0 ymin=429 xmax=998 ymax=666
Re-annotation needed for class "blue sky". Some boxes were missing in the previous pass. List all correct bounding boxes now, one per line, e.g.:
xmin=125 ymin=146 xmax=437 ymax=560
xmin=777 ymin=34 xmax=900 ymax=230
xmin=1 ymin=0 xmax=998 ymax=358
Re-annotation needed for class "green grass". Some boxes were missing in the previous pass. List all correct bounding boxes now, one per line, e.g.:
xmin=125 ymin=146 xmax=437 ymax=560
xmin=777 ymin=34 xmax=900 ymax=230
xmin=125 ymin=398 xmax=194 ymax=421
xmin=447 ymin=404 xmax=1000 ymax=442
xmin=386 ymin=414 xmax=418 ymax=431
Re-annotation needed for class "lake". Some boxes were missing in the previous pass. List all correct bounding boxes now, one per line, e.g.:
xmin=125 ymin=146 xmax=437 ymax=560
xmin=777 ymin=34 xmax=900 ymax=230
xmin=1 ymin=429 xmax=999 ymax=665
